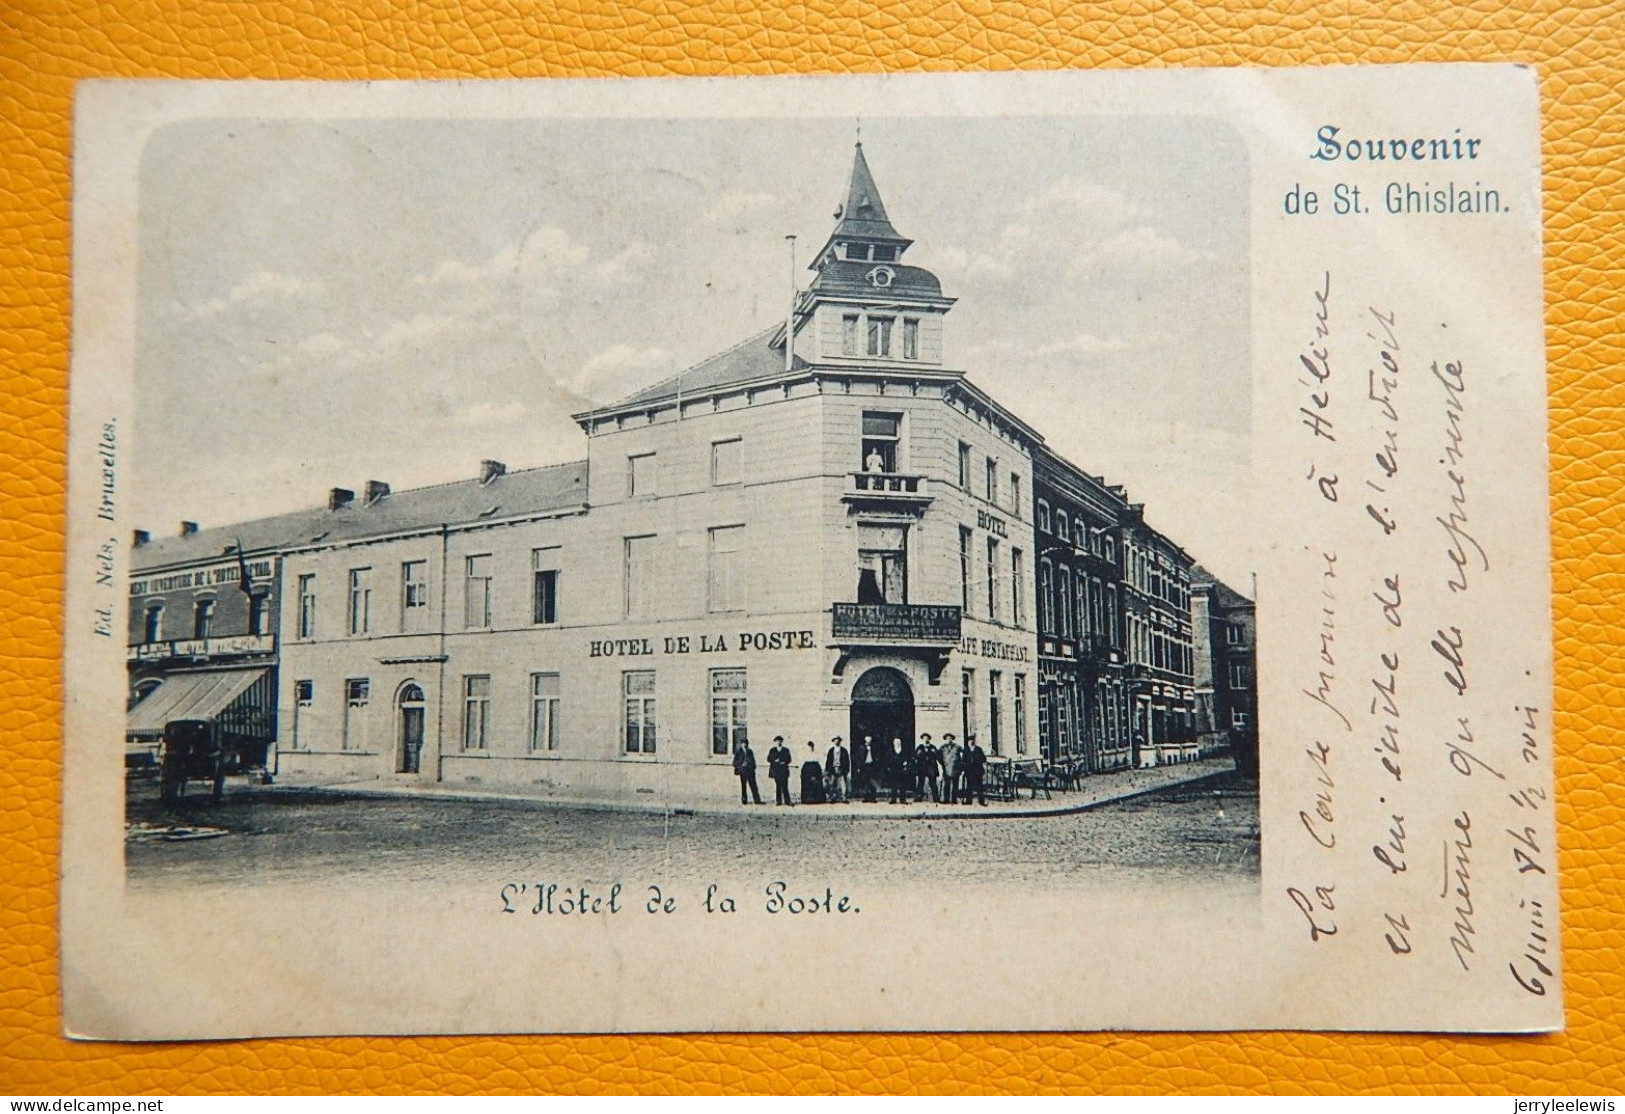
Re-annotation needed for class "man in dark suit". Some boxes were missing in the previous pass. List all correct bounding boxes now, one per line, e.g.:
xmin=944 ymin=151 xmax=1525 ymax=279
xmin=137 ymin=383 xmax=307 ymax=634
xmin=733 ymin=738 xmax=762 ymax=805
xmin=963 ymin=734 xmax=988 ymax=806
xmin=859 ymin=734 xmax=879 ymax=802
xmin=825 ymin=735 xmax=852 ymax=803
xmin=767 ymin=736 xmax=794 ymax=806
xmin=914 ymin=733 xmax=940 ymax=803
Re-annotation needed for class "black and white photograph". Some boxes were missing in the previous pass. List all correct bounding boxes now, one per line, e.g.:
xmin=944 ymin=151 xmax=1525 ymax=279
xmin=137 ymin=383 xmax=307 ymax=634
xmin=63 ymin=70 xmax=1557 ymax=1037
xmin=119 ymin=111 xmax=1259 ymax=899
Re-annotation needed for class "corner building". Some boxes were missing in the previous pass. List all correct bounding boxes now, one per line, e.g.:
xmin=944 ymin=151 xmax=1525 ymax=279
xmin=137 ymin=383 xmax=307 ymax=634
xmin=270 ymin=145 xmax=1043 ymax=800
xmin=130 ymin=143 xmax=1248 ymax=803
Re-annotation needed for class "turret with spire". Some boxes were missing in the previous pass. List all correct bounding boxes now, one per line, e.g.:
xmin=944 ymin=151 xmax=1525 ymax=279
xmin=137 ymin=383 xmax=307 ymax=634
xmin=779 ymin=141 xmax=956 ymax=368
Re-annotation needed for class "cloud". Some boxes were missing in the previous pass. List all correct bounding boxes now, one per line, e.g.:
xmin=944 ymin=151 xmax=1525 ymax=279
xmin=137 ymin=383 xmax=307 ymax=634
xmin=414 ymin=248 xmax=520 ymax=287
xmin=594 ymin=240 xmax=656 ymax=283
xmin=412 ymin=225 xmax=588 ymax=293
xmin=703 ymin=190 xmax=780 ymax=225
xmin=1034 ymin=332 xmax=1130 ymax=358
xmin=568 ymin=343 xmax=672 ymax=401
xmin=181 ymin=269 xmax=326 ymax=318
xmin=1072 ymin=226 xmax=1201 ymax=273
xmin=452 ymin=400 xmax=529 ymax=428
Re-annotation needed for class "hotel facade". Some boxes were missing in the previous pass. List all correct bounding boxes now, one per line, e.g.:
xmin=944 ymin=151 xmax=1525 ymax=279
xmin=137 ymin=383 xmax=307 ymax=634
xmin=126 ymin=144 xmax=1255 ymax=803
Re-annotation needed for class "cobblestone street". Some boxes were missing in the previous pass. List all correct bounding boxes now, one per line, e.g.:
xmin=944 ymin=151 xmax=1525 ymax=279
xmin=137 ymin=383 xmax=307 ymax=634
xmin=127 ymin=768 xmax=1260 ymax=893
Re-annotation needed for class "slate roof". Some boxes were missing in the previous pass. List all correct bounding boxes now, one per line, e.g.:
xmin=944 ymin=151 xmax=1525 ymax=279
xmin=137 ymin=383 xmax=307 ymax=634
xmin=133 ymin=460 xmax=589 ymax=572
xmin=1191 ymin=563 xmax=1254 ymax=607
xmin=590 ymin=327 xmax=809 ymax=414
xmin=809 ymin=260 xmax=945 ymax=300
xmin=830 ymin=142 xmax=909 ymax=245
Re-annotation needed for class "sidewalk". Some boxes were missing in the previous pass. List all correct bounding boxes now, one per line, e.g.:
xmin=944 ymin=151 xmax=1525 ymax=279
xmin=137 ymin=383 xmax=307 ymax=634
xmin=272 ymin=754 xmax=1241 ymax=820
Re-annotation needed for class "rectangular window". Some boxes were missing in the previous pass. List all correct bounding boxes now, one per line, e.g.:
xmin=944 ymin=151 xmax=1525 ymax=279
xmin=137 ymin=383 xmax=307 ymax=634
xmin=846 ymin=243 xmax=871 ymax=262
xmin=959 ymin=526 xmax=974 ymax=615
xmin=249 ymin=595 xmax=270 ymax=637
xmin=708 ymin=525 xmax=746 ymax=613
xmin=1107 ymin=584 xmax=1119 ymax=645
xmin=842 ymin=314 xmax=860 ymax=356
xmin=343 ymin=678 xmax=369 ymax=751
xmin=958 ymin=442 xmax=973 ymax=489
xmin=872 ymin=244 xmax=897 ymax=263
xmin=293 ymin=679 xmax=313 ymax=749
xmin=710 ymin=668 xmax=748 ymax=757
xmin=985 ymin=457 xmax=998 ymax=503
xmin=530 ymin=672 xmax=560 ymax=752
xmin=297 ymin=574 xmax=316 ymax=639
xmin=624 ymin=535 xmax=656 ymax=618
xmin=462 ymin=674 xmax=490 ymax=750
xmin=464 ymin=554 xmax=492 ymax=629
xmin=1011 ymin=548 xmax=1025 ymax=629
xmin=1229 ymin=662 xmax=1252 ymax=690
xmin=866 ymin=315 xmax=893 ymax=357
xmin=628 ymin=452 xmax=656 ymax=498
xmin=623 ymin=670 xmax=657 ymax=754
xmin=532 ymin=548 xmax=560 ymax=625
xmin=986 ymin=537 xmax=1000 ymax=622
xmin=711 ymin=438 xmax=742 ymax=486
xmin=1009 ymin=473 xmax=1021 ymax=516
xmin=857 ymin=523 xmax=907 ymax=605
xmin=1014 ymin=675 xmax=1028 ymax=755
xmin=901 ymin=318 xmax=919 ymax=360
xmin=193 ymin=598 xmax=215 ymax=640
xmin=1038 ymin=500 xmax=1052 ymax=534
xmin=401 ymin=560 xmax=428 ymax=631
xmin=143 ymin=603 xmax=163 ymax=643
xmin=347 ymin=568 xmax=372 ymax=635
xmin=988 ymin=671 xmax=1003 ymax=757
xmin=860 ymin=411 xmax=901 ymax=473
xmin=961 ymin=669 xmax=976 ymax=744
xmin=1226 ymin=622 xmax=1246 ymax=646
xmin=1231 ymin=709 xmax=1251 ymax=731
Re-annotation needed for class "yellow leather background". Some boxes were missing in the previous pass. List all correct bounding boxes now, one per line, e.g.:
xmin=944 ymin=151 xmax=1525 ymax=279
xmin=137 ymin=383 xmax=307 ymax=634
xmin=4 ymin=0 xmax=1621 ymax=1095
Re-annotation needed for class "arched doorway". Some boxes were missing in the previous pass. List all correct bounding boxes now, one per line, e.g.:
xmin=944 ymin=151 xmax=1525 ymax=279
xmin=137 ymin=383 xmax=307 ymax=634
xmin=397 ymin=682 xmax=426 ymax=774
xmin=849 ymin=666 xmax=915 ymax=797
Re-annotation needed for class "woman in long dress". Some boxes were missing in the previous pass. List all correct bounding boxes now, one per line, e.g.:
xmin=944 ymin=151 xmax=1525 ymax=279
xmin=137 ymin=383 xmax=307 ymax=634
xmin=799 ymin=741 xmax=827 ymax=804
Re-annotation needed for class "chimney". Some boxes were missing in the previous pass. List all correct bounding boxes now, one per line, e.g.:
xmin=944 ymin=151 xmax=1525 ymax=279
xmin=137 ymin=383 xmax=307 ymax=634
xmin=364 ymin=480 xmax=391 ymax=505
xmin=132 ymin=529 xmax=150 ymax=547
xmin=180 ymin=521 xmax=200 ymax=536
xmin=329 ymin=487 xmax=355 ymax=511
xmin=479 ymin=459 xmax=507 ymax=484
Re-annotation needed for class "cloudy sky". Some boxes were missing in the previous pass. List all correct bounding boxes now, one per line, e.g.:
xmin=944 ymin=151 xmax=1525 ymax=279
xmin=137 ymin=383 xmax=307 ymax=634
xmin=135 ymin=113 xmax=1251 ymax=586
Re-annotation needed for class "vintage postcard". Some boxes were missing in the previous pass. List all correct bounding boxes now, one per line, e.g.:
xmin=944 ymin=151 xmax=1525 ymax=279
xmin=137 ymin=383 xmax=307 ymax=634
xmin=62 ymin=66 xmax=1558 ymax=1037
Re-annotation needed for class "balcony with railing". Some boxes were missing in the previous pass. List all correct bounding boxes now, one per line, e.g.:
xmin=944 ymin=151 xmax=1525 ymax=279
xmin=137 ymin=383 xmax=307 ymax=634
xmin=128 ymin=633 xmax=276 ymax=663
xmin=842 ymin=471 xmax=932 ymax=512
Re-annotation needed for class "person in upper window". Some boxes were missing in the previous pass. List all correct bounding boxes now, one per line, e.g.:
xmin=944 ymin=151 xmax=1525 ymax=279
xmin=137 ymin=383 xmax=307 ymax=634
xmin=864 ymin=447 xmax=887 ymax=473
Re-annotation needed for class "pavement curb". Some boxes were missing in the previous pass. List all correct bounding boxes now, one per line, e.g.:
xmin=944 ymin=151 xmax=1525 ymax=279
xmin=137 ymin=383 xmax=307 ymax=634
xmin=258 ymin=757 xmax=1241 ymax=821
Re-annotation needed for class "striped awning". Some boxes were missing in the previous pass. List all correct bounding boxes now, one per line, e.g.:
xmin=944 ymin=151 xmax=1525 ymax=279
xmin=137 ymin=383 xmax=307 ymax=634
xmin=127 ymin=668 xmax=267 ymax=738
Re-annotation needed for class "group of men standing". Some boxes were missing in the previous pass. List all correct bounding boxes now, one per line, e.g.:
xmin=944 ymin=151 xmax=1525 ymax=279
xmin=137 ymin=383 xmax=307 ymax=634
xmin=730 ymin=732 xmax=989 ymax=807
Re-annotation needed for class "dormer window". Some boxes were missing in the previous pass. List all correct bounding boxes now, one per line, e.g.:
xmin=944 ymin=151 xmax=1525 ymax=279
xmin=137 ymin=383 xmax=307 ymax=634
xmin=873 ymin=244 xmax=898 ymax=263
xmin=845 ymin=243 xmax=871 ymax=262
